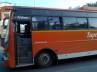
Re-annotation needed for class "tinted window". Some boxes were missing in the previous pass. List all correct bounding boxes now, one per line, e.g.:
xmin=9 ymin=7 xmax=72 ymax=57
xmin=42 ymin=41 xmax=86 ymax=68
xmin=76 ymin=18 xmax=88 ymax=29
xmin=48 ymin=17 xmax=62 ymax=30
xmin=63 ymin=17 xmax=88 ymax=29
xmin=32 ymin=16 xmax=62 ymax=30
xmin=63 ymin=17 xmax=77 ymax=29
xmin=88 ymin=18 xmax=97 ymax=29
xmin=32 ymin=17 xmax=48 ymax=30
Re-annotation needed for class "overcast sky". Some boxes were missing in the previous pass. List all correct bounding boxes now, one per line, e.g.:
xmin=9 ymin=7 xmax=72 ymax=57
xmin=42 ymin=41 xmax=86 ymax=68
xmin=0 ymin=0 xmax=97 ymax=9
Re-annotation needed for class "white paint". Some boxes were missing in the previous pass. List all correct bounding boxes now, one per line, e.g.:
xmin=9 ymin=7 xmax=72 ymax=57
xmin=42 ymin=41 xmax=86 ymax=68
xmin=58 ymin=50 xmax=97 ymax=59
xmin=34 ymin=41 xmax=48 ymax=44
xmin=87 ymin=32 xmax=97 ymax=40
xmin=55 ymin=40 xmax=89 ymax=43
xmin=34 ymin=39 xmax=97 ymax=45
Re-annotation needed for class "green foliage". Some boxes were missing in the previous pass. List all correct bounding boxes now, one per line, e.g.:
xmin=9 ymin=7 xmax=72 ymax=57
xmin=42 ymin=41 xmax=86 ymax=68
xmin=86 ymin=2 xmax=97 ymax=7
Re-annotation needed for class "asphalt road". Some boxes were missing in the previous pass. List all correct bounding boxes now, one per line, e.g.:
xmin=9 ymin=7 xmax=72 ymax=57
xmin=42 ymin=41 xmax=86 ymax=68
xmin=1 ymin=56 xmax=97 ymax=72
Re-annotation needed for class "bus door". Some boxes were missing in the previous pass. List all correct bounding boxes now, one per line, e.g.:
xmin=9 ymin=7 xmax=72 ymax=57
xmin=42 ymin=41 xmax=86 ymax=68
xmin=14 ymin=19 xmax=33 ymax=66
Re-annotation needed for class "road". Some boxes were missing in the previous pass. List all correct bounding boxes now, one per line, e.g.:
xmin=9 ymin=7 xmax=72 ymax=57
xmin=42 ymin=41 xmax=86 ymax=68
xmin=1 ymin=56 xmax=97 ymax=72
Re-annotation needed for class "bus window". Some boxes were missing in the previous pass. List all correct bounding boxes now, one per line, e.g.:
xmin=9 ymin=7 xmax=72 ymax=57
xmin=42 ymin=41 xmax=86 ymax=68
xmin=76 ymin=18 xmax=88 ymax=29
xmin=20 ymin=24 xmax=27 ymax=33
xmin=15 ymin=21 xmax=31 ymax=34
xmin=32 ymin=17 xmax=48 ymax=30
xmin=88 ymin=18 xmax=97 ymax=29
xmin=63 ymin=17 xmax=77 ymax=29
xmin=48 ymin=17 xmax=61 ymax=30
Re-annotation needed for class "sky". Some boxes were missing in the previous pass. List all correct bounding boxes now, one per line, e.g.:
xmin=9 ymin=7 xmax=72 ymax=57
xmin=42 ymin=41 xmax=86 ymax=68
xmin=0 ymin=0 xmax=97 ymax=9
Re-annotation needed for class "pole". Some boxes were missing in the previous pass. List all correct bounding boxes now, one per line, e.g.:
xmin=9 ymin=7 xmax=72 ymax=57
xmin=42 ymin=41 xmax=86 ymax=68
xmin=34 ymin=0 xmax=35 ymax=7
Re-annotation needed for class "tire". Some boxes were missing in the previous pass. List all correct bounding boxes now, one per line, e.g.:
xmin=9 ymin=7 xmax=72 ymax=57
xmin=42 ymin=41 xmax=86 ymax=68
xmin=35 ymin=52 xmax=55 ymax=68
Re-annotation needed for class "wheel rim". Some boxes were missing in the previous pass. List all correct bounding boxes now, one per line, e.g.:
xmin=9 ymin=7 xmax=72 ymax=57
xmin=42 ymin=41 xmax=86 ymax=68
xmin=39 ymin=53 xmax=51 ymax=65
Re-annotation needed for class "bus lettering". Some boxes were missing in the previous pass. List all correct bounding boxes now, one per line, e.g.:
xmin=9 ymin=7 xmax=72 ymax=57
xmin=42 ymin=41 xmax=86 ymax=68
xmin=87 ymin=32 xmax=97 ymax=40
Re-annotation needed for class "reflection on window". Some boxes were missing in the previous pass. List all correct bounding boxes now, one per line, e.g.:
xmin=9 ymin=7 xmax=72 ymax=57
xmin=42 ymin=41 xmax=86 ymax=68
xmin=63 ymin=17 xmax=88 ymax=29
xmin=63 ymin=17 xmax=77 ymax=29
xmin=76 ymin=18 xmax=88 ymax=29
xmin=32 ymin=16 xmax=62 ymax=30
xmin=32 ymin=17 xmax=48 ymax=30
xmin=32 ymin=16 xmax=89 ymax=30
xmin=88 ymin=18 xmax=97 ymax=29
xmin=48 ymin=17 xmax=61 ymax=30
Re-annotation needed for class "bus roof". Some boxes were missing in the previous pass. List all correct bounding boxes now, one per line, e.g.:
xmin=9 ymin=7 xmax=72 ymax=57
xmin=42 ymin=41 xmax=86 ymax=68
xmin=2 ymin=6 xmax=97 ymax=12
xmin=13 ymin=6 xmax=97 ymax=12
xmin=1 ymin=6 xmax=97 ymax=18
xmin=12 ymin=6 xmax=97 ymax=18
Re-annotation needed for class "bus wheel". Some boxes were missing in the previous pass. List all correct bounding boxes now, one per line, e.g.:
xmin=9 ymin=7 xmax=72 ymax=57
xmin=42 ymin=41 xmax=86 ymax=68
xmin=35 ymin=52 xmax=55 ymax=68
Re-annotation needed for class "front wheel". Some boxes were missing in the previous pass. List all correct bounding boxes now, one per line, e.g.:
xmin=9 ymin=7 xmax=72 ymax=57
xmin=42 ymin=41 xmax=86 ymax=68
xmin=35 ymin=52 xmax=55 ymax=67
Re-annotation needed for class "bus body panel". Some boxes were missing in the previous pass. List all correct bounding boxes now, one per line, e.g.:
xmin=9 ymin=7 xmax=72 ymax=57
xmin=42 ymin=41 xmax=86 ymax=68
xmin=32 ymin=30 xmax=97 ymax=58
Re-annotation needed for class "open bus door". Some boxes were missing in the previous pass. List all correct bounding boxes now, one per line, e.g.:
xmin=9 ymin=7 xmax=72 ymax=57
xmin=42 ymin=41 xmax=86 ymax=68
xmin=1 ymin=17 xmax=9 ymax=61
xmin=14 ymin=16 xmax=33 ymax=67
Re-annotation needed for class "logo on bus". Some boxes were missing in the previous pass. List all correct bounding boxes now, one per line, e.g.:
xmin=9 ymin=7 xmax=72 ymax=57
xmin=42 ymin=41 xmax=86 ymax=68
xmin=87 ymin=32 xmax=97 ymax=40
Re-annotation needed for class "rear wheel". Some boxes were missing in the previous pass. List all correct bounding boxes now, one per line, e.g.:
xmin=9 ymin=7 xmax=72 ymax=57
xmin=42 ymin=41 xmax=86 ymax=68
xmin=35 ymin=52 xmax=55 ymax=67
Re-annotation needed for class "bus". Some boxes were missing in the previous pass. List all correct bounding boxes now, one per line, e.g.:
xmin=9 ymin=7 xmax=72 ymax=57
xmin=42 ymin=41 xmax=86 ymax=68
xmin=1 ymin=6 xmax=97 ymax=68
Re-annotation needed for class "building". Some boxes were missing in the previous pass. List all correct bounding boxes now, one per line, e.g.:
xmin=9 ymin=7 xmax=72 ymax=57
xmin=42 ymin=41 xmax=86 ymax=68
xmin=79 ymin=6 xmax=97 ymax=11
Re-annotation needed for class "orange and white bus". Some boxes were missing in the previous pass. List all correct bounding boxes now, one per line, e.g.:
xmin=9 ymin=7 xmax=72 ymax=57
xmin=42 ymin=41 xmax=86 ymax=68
xmin=1 ymin=6 xmax=97 ymax=68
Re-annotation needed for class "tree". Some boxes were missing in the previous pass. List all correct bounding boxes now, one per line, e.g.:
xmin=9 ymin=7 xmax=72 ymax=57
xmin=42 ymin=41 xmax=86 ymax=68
xmin=86 ymin=2 xmax=97 ymax=7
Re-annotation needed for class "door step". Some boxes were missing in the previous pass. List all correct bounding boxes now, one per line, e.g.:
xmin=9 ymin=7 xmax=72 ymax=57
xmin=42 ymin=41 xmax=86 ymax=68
xmin=16 ymin=63 xmax=34 ymax=67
